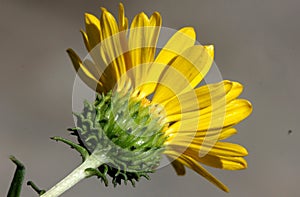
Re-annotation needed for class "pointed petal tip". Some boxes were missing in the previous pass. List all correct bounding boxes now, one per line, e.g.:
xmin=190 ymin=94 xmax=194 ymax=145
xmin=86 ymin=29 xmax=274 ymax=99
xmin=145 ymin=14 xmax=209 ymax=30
xmin=119 ymin=2 xmax=124 ymax=9
xmin=66 ymin=48 xmax=82 ymax=72
xmin=85 ymin=13 xmax=97 ymax=21
xmin=241 ymin=147 xmax=249 ymax=156
xmin=66 ymin=48 xmax=74 ymax=54
xmin=232 ymin=99 xmax=253 ymax=121
xmin=181 ymin=26 xmax=195 ymax=31
xmin=151 ymin=11 xmax=162 ymax=21
xmin=100 ymin=7 xmax=107 ymax=12
xmin=205 ymin=44 xmax=214 ymax=50
xmin=66 ymin=48 xmax=80 ymax=60
xmin=204 ymin=45 xmax=214 ymax=58
xmin=229 ymin=143 xmax=248 ymax=157
xmin=232 ymin=81 xmax=243 ymax=90
xmin=179 ymin=27 xmax=196 ymax=36
xmin=223 ymin=186 xmax=230 ymax=193
xmin=138 ymin=11 xmax=147 ymax=16
xmin=227 ymin=157 xmax=248 ymax=170
xmin=152 ymin=11 xmax=162 ymax=18
xmin=247 ymin=100 xmax=253 ymax=111
xmin=150 ymin=12 xmax=162 ymax=26
xmin=242 ymin=159 xmax=248 ymax=169
xmin=241 ymin=99 xmax=253 ymax=115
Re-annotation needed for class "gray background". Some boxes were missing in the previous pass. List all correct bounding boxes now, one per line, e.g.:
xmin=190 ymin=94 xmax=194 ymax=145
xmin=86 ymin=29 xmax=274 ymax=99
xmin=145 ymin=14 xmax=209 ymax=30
xmin=1 ymin=0 xmax=299 ymax=196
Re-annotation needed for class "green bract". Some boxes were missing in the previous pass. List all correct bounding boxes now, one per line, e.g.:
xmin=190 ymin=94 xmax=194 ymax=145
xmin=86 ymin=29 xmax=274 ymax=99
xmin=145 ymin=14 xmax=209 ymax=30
xmin=68 ymin=90 xmax=167 ymax=186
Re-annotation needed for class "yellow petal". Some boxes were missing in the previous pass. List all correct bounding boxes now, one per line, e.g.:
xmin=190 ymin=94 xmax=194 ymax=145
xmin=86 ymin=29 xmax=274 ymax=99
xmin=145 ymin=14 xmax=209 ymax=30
xmin=173 ymin=45 xmax=214 ymax=88
xmin=67 ymin=48 xmax=103 ymax=91
xmin=117 ymin=4 xmax=130 ymax=71
xmin=168 ymin=99 xmax=252 ymax=132
xmin=163 ymin=80 xmax=243 ymax=117
xmin=167 ymin=141 xmax=248 ymax=157
xmin=85 ymin=13 xmax=101 ymax=51
xmin=224 ymin=81 xmax=243 ymax=103
xmin=168 ymin=156 xmax=186 ymax=175
xmin=98 ymin=8 xmax=127 ymax=85
xmin=165 ymin=127 xmax=237 ymax=143
xmin=203 ymin=45 xmax=214 ymax=59
xmin=165 ymin=150 xmax=229 ymax=192
xmin=202 ymin=141 xmax=248 ymax=157
xmin=80 ymin=29 xmax=91 ymax=52
xmin=218 ymin=127 xmax=237 ymax=140
xmin=201 ymin=155 xmax=247 ymax=170
xmin=183 ymin=151 xmax=247 ymax=170
xmin=128 ymin=12 xmax=161 ymax=93
xmin=99 ymin=8 xmax=119 ymax=40
xmin=118 ymin=3 xmax=128 ymax=31
xmin=129 ymin=12 xmax=161 ymax=66
xmin=152 ymin=45 xmax=214 ymax=104
xmin=137 ymin=27 xmax=196 ymax=98
xmin=155 ymin=27 xmax=196 ymax=65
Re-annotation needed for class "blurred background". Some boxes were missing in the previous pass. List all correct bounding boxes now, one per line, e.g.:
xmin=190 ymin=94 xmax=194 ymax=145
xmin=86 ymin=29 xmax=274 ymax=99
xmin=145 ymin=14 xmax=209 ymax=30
xmin=1 ymin=0 xmax=299 ymax=196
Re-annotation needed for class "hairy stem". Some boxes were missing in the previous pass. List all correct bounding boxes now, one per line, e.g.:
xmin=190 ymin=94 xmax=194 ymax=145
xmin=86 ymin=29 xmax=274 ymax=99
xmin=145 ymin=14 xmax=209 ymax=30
xmin=40 ymin=153 xmax=107 ymax=197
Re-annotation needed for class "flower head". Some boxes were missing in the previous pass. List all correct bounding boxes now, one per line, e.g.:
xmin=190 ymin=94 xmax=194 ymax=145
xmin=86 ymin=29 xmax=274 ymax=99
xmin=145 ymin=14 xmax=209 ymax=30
xmin=67 ymin=3 xmax=252 ymax=192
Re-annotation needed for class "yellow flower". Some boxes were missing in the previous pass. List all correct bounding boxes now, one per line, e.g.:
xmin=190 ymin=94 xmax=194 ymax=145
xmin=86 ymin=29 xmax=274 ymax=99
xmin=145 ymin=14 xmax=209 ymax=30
xmin=67 ymin=3 xmax=252 ymax=192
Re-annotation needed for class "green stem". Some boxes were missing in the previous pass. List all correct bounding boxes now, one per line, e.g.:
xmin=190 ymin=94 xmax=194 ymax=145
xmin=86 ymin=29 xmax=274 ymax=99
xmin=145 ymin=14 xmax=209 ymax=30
xmin=40 ymin=153 xmax=107 ymax=197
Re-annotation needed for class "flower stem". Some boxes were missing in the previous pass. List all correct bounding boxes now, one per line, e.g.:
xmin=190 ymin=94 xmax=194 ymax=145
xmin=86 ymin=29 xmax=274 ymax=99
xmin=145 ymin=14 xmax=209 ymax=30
xmin=40 ymin=153 xmax=107 ymax=197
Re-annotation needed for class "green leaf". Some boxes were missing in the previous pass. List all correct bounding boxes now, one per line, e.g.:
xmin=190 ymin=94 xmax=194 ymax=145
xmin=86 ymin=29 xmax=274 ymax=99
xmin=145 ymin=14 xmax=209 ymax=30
xmin=7 ymin=156 xmax=25 ymax=197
